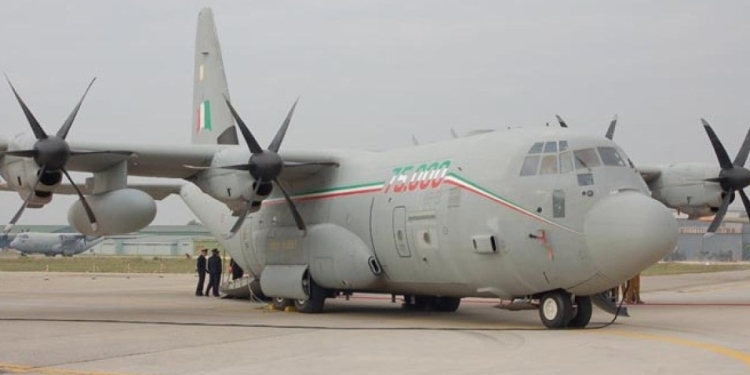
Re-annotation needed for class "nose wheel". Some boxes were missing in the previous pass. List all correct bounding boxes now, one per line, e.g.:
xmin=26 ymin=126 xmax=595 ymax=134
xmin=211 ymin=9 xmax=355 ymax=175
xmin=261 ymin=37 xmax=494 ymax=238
xmin=539 ymin=292 xmax=572 ymax=329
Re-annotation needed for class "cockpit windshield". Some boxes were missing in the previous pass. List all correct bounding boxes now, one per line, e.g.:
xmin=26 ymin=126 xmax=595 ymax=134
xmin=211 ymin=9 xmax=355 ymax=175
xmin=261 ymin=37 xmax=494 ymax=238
xmin=520 ymin=141 xmax=631 ymax=176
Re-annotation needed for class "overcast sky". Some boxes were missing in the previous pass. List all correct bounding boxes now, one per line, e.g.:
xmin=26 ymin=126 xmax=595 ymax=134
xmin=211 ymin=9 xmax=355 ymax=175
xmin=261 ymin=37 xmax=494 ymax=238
xmin=1 ymin=1 xmax=749 ymax=226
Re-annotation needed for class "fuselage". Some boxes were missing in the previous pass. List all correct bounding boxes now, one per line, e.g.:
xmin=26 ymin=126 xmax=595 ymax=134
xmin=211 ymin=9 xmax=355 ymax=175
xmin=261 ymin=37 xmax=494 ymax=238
xmin=190 ymin=127 xmax=677 ymax=300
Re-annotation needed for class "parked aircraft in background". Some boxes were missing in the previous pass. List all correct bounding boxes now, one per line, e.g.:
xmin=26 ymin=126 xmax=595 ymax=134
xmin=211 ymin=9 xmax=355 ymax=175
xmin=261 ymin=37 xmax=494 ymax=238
xmin=0 ymin=7 xmax=745 ymax=329
xmin=0 ymin=231 xmax=103 ymax=257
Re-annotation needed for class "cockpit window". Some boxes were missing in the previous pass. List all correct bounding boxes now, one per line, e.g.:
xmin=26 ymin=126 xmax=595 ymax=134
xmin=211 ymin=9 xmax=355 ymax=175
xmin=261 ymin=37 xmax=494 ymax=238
xmin=539 ymin=155 xmax=558 ymax=175
xmin=598 ymin=147 xmax=628 ymax=167
xmin=574 ymin=148 xmax=601 ymax=170
xmin=559 ymin=140 xmax=569 ymax=152
xmin=543 ymin=142 xmax=558 ymax=153
xmin=520 ymin=155 xmax=541 ymax=176
xmin=559 ymin=151 xmax=574 ymax=174
xmin=528 ymin=142 xmax=544 ymax=154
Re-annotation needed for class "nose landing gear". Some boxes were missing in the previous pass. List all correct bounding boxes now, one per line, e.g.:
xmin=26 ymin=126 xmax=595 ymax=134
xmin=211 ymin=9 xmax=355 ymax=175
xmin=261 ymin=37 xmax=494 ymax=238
xmin=538 ymin=291 xmax=592 ymax=329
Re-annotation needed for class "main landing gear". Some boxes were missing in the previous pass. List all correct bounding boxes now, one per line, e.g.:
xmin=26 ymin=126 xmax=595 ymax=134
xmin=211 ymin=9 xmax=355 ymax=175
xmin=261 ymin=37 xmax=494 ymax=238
xmin=538 ymin=291 xmax=592 ymax=329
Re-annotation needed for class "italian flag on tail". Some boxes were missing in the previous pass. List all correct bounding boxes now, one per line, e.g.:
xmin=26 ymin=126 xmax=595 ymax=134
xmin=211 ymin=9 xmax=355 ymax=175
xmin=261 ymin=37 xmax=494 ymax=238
xmin=196 ymin=100 xmax=212 ymax=132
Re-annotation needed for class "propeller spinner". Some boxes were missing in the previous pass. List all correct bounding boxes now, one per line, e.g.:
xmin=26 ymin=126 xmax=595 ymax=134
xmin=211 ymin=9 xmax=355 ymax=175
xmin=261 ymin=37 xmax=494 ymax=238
xmin=701 ymin=119 xmax=750 ymax=233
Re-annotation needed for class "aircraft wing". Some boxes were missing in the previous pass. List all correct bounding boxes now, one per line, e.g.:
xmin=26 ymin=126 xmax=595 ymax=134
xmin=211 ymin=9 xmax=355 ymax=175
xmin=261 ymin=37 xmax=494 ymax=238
xmin=61 ymin=141 xmax=342 ymax=182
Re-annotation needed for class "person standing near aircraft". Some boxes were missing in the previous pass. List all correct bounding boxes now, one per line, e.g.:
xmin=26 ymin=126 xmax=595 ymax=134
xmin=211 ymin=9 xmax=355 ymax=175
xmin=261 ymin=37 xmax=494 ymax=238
xmin=195 ymin=248 xmax=208 ymax=296
xmin=205 ymin=248 xmax=222 ymax=297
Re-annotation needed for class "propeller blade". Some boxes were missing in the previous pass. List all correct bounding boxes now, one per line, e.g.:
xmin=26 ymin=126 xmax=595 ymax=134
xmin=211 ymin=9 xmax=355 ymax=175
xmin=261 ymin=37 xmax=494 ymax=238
xmin=225 ymin=203 xmax=250 ymax=239
xmin=56 ymin=78 xmax=96 ymax=139
xmin=224 ymin=97 xmax=263 ymax=154
xmin=4 ymin=166 xmax=45 ymax=233
xmin=283 ymin=161 xmax=339 ymax=168
xmin=268 ymin=98 xmax=299 ymax=153
xmin=701 ymin=119 xmax=733 ymax=170
xmin=225 ymin=180 xmax=264 ymax=239
xmin=5 ymin=75 xmax=48 ymax=140
xmin=734 ymin=127 xmax=750 ymax=167
xmin=4 ymin=191 xmax=33 ymax=233
xmin=605 ymin=114 xmax=618 ymax=140
xmin=704 ymin=177 xmax=727 ymax=184
xmin=0 ymin=150 xmax=38 ymax=158
xmin=555 ymin=115 xmax=568 ymax=128
xmin=62 ymin=168 xmax=98 ymax=232
xmin=706 ymin=191 xmax=733 ymax=234
xmin=739 ymin=189 xmax=750 ymax=221
xmin=273 ymin=178 xmax=306 ymax=233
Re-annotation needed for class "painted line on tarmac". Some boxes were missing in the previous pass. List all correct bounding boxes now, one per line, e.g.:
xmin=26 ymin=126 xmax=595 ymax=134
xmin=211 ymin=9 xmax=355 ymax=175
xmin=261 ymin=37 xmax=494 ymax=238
xmin=625 ymin=302 xmax=750 ymax=307
xmin=0 ymin=362 xmax=143 ymax=375
xmin=584 ymin=329 xmax=750 ymax=369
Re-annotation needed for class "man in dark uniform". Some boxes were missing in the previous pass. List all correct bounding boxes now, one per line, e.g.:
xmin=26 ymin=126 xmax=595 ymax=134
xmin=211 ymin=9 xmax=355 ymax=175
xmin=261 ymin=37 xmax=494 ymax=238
xmin=195 ymin=248 xmax=207 ymax=296
xmin=205 ymin=248 xmax=222 ymax=297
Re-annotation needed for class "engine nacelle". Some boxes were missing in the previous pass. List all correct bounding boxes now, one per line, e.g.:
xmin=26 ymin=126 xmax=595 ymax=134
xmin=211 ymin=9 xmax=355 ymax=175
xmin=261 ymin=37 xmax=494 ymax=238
xmin=68 ymin=189 xmax=156 ymax=235
xmin=649 ymin=163 xmax=724 ymax=217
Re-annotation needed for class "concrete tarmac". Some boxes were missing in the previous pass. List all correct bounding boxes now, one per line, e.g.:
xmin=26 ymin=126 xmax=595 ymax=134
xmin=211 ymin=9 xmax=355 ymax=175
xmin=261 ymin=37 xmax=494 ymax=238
xmin=0 ymin=270 xmax=749 ymax=375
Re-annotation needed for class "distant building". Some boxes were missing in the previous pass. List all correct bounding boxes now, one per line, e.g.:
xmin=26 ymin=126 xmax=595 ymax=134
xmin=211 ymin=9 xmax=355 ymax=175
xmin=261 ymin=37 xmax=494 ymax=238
xmin=671 ymin=219 xmax=749 ymax=262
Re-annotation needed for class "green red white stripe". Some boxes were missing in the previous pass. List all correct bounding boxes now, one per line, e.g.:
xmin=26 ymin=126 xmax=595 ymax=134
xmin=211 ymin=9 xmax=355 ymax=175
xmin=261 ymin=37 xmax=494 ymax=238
xmin=196 ymin=100 xmax=212 ymax=132
xmin=442 ymin=172 xmax=580 ymax=234
xmin=260 ymin=172 xmax=579 ymax=234
xmin=262 ymin=182 xmax=384 ymax=205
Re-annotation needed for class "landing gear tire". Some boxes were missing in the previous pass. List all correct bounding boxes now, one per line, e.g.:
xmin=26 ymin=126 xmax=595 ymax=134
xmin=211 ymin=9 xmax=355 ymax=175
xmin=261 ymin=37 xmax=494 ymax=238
xmin=538 ymin=291 xmax=573 ymax=329
xmin=431 ymin=297 xmax=461 ymax=312
xmin=568 ymin=296 xmax=593 ymax=329
xmin=294 ymin=278 xmax=326 ymax=314
xmin=272 ymin=297 xmax=293 ymax=310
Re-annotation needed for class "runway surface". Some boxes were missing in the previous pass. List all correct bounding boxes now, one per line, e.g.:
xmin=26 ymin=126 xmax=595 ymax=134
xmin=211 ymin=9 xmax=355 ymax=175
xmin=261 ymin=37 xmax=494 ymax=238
xmin=0 ymin=270 xmax=749 ymax=375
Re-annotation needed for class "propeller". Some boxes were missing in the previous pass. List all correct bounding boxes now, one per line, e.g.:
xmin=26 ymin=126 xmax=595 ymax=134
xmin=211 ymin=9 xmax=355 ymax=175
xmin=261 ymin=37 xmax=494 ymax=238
xmin=221 ymin=97 xmax=307 ymax=238
xmin=555 ymin=115 xmax=568 ymax=128
xmin=555 ymin=114 xmax=618 ymax=140
xmin=2 ymin=77 xmax=129 ymax=233
xmin=605 ymin=115 xmax=618 ymax=140
xmin=700 ymin=119 xmax=750 ymax=233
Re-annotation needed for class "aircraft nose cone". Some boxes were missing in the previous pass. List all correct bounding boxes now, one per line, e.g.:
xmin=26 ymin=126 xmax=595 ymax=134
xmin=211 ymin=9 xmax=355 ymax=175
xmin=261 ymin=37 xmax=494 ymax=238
xmin=584 ymin=191 xmax=677 ymax=283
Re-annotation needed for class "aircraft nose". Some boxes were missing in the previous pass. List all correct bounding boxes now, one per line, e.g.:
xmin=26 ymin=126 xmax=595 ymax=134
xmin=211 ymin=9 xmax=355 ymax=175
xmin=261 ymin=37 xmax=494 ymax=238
xmin=584 ymin=191 xmax=677 ymax=283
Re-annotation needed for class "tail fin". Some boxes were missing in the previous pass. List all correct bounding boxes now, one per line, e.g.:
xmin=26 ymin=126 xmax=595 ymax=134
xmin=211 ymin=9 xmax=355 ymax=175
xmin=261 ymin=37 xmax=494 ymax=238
xmin=191 ymin=7 xmax=238 ymax=145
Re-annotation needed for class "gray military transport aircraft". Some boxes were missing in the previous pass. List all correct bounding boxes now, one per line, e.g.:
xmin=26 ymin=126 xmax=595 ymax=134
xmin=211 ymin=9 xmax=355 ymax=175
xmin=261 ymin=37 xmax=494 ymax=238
xmin=0 ymin=231 xmax=103 ymax=257
xmin=0 ymin=8 xmax=748 ymax=329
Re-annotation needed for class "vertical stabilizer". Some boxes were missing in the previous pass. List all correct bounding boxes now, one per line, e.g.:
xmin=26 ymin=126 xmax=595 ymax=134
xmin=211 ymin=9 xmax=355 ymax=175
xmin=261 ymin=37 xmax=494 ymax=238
xmin=191 ymin=7 xmax=238 ymax=145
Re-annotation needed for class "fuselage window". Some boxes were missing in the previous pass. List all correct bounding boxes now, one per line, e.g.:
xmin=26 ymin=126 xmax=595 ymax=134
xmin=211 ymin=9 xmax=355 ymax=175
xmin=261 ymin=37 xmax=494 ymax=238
xmin=539 ymin=155 xmax=558 ymax=175
xmin=543 ymin=141 xmax=558 ymax=153
xmin=528 ymin=142 xmax=544 ymax=154
xmin=559 ymin=151 xmax=574 ymax=174
xmin=521 ymin=155 xmax=541 ymax=176
xmin=598 ymin=147 xmax=627 ymax=167
xmin=577 ymin=173 xmax=594 ymax=186
xmin=574 ymin=148 xmax=601 ymax=170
